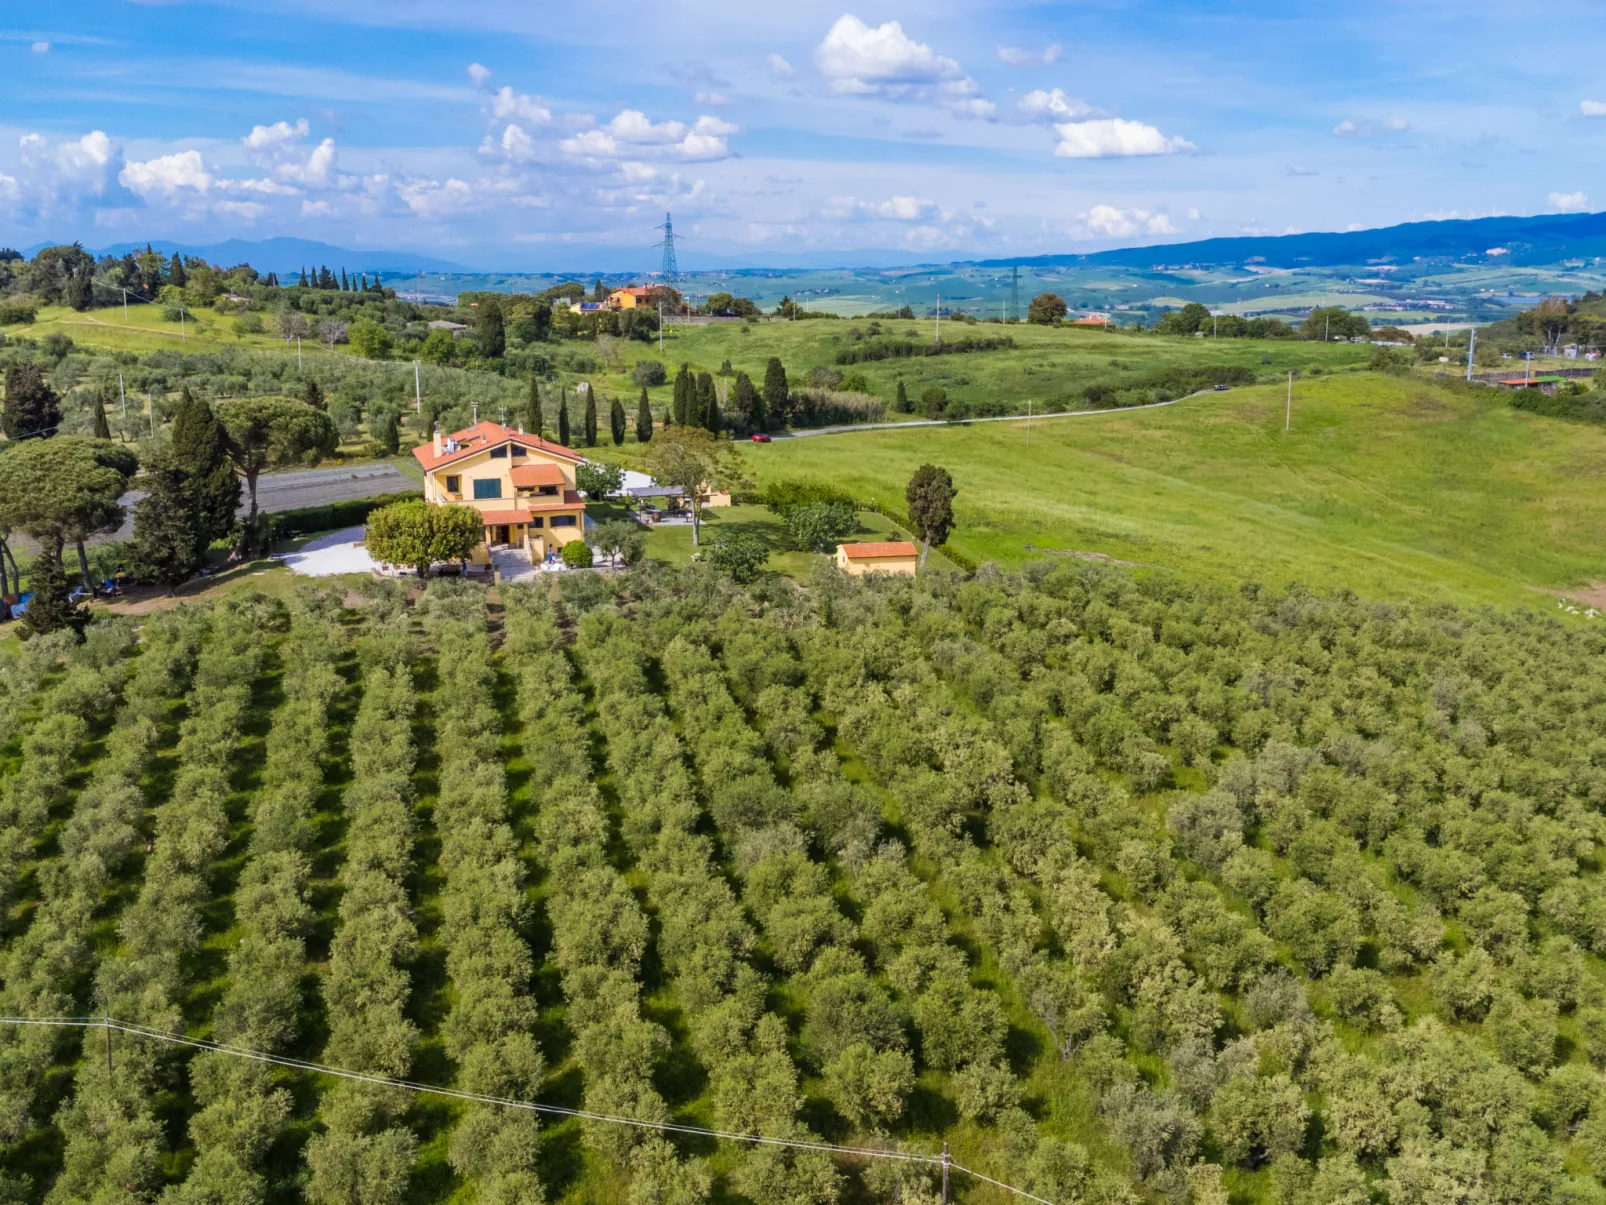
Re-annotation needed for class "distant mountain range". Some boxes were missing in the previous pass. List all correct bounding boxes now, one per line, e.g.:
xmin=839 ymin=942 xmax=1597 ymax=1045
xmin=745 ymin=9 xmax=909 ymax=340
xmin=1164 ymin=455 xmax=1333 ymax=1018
xmin=973 ymin=211 xmax=1606 ymax=271
xmin=17 ymin=210 xmax=1606 ymax=279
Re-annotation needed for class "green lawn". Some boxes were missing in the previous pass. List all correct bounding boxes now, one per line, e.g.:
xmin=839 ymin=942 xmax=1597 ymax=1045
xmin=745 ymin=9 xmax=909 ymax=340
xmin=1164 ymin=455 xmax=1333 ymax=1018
xmin=726 ymin=372 xmax=1606 ymax=609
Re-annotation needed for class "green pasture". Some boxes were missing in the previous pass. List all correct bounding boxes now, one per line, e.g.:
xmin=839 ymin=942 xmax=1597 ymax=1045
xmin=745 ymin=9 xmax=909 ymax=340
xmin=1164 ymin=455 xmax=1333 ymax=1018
xmin=0 ymin=303 xmax=354 ymax=357
xmin=727 ymin=372 xmax=1606 ymax=609
xmin=596 ymin=319 xmax=1375 ymax=419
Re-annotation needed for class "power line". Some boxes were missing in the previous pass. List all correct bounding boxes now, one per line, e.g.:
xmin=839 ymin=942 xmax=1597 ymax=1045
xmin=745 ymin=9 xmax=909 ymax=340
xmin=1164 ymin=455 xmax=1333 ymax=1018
xmin=0 ymin=1015 xmax=1058 ymax=1205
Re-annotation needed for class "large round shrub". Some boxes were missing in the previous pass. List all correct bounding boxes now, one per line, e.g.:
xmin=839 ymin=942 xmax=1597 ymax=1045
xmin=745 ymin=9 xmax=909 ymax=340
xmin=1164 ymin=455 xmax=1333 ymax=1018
xmin=560 ymin=539 xmax=595 ymax=569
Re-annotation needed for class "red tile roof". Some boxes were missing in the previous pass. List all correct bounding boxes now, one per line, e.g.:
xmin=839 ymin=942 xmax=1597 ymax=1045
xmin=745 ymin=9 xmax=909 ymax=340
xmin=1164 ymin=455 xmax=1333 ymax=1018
xmin=479 ymin=509 xmax=534 ymax=526
xmin=840 ymin=541 xmax=918 ymax=560
xmin=509 ymin=462 xmax=567 ymax=487
xmin=413 ymin=422 xmax=584 ymax=472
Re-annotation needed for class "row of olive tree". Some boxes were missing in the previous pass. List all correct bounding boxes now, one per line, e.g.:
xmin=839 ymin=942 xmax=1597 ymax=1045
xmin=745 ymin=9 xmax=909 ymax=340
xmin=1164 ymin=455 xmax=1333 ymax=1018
xmin=49 ymin=599 xmax=271 ymax=1202
xmin=0 ymin=612 xmax=201 ymax=1165
xmin=304 ymin=611 xmax=422 ymax=1205
xmin=417 ymin=582 xmax=546 ymax=1202
xmin=577 ymin=611 xmax=839 ymax=1204
xmin=502 ymin=591 xmax=711 ymax=1202
xmin=168 ymin=594 xmax=345 ymax=1201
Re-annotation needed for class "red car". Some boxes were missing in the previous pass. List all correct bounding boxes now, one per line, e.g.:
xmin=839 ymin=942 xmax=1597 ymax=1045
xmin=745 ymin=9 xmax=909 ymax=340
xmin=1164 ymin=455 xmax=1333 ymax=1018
xmin=751 ymin=433 xmax=772 ymax=443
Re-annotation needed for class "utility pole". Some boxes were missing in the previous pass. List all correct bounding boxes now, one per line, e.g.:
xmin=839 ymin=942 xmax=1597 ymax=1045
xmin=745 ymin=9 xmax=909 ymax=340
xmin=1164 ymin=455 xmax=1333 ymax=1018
xmin=1026 ymin=398 xmax=1032 ymax=446
xmin=1286 ymin=372 xmax=1293 ymax=432
xmin=118 ymin=373 xmax=126 ymax=419
xmin=1324 ymin=313 xmax=1330 ymax=342
xmin=1466 ymin=329 xmax=1477 ymax=382
xmin=658 ymin=302 xmax=664 ymax=352
xmin=472 ymin=401 xmax=479 ymax=424
xmin=414 ymin=360 xmax=422 ymax=414
xmin=935 ymin=294 xmax=941 ymax=343
xmin=296 ymin=335 xmax=302 ymax=370
xmin=941 ymin=1141 xmax=950 ymax=1204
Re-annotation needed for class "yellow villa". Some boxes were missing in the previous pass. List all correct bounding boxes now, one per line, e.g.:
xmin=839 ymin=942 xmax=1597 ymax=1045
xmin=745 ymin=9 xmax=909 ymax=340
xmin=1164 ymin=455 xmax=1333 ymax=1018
xmin=414 ymin=421 xmax=588 ymax=562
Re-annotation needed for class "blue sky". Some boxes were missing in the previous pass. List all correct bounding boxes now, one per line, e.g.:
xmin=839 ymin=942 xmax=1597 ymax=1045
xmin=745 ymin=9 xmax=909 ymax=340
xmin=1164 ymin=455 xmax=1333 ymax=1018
xmin=2 ymin=0 xmax=1603 ymax=269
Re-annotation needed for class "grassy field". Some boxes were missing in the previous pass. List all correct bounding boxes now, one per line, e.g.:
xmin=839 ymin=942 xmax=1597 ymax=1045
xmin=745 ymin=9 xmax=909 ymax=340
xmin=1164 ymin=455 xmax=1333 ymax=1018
xmin=711 ymin=372 xmax=1606 ymax=609
xmin=599 ymin=318 xmax=1376 ymax=420
xmin=1 ymin=303 xmax=356 ymax=357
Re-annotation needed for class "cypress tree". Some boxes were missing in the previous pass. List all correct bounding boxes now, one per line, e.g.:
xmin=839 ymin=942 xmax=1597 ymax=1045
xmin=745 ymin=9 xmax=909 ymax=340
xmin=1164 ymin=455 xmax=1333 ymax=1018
xmin=91 ymin=391 xmax=111 ymax=439
xmin=694 ymin=372 xmax=715 ymax=431
xmin=21 ymin=541 xmax=83 ymax=639
xmin=610 ymin=396 xmax=626 ymax=446
xmin=340 ymin=268 xmax=349 ymax=291
xmin=69 ymin=268 xmax=93 ymax=312
xmin=673 ymin=364 xmax=692 ymax=425
xmin=636 ymin=388 xmax=653 ymax=443
xmin=1 ymin=362 xmax=62 ymax=440
xmin=168 ymin=252 xmax=187 ymax=287
xmin=169 ymin=389 xmax=240 ymax=544
xmin=524 ymin=376 xmax=543 ymax=437
xmin=131 ymin=450 xmax=206 ymax=590
xmin=303 ymin=379 xmax=324 ymax=410
xmin=762 ymin=357 xmax=789 ymax=428
xmin=299 ymin=267 xmax=309 ymax=288
xmin=479 ymin=303 xmax=505 ymax=358
xmin=583 ymin=388 xmax=598 ymax=447
xmin=558 ymin=391 xmax=570 ymax=445
xmin=735 ymin=371 xmax=762 ymax=432
xmin=895 ymin=379 xmax=909 ymax=413
xmin=706 ymin=393 xmax=721 ymax=437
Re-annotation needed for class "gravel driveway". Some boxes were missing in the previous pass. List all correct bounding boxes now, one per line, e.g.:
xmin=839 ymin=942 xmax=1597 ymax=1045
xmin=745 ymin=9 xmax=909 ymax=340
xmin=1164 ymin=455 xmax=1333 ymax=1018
xmin=281 ymin=527 xmax=378 ymax=577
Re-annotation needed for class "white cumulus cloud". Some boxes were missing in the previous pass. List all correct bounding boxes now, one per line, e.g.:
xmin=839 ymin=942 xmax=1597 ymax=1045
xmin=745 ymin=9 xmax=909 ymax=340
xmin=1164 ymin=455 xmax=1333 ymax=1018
xmin=766 ymin=53 xmax=795 ymax=78
xmin=1081 ymin=205 xmax=1178 ymax=238
xmin=1019 ymin=89 xmax=1096 ymax=122
xmin=560 ymin=109 xmax=737 ymax=164
xmin=1582 ymin=100 xmax=1606 ymax=118
xmin=491 ymin=86 xmax=550 ymax=124
xmin=119 ymin=150 xmax=212 ymax=198
xmin=467 ymin=62 xmax=492 ymax=87
xmin=1053 ymin=118 xmax=1194 ymax=159
xmin=814 ymin=15 xmax=993 ymax=117
xmin=244 ymin=119 xmax=309 ymax=152
xmin=1550 ymin=190 xmax=1589 ymax=213
xmin=997 ymin=44 xmax=1063 ymax=67
xmin=823 ymin=194 xmax=939 ymax=222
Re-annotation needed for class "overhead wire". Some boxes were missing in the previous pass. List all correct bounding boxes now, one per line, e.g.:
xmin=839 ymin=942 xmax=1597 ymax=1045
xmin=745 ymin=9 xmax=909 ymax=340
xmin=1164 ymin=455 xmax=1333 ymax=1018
xmin=0 ymin=1015 xmax=1057 ymax=1203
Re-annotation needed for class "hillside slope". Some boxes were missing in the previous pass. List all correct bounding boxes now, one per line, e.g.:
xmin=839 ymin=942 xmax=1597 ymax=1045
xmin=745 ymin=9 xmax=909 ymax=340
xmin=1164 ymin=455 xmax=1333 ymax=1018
xmin=735 ymin=374 xmax=1606 ymax=609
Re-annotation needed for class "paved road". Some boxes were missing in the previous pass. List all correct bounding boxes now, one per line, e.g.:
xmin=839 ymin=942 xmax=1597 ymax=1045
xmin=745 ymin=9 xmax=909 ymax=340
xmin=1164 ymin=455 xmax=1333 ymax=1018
xmin=15 ymin=462 xmax=417 ymax=553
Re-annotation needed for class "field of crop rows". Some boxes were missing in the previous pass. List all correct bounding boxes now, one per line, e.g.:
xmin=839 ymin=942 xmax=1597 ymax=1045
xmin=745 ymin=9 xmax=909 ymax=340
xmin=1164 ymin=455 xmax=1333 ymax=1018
xmin=2 ymin=564 xmax=1606 ymax=1205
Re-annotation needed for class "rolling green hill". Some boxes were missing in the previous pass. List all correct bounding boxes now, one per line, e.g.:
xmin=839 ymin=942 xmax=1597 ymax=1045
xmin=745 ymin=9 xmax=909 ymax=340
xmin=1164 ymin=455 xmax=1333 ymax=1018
xmin=720 ymin=373 xmax=1606 ymax=610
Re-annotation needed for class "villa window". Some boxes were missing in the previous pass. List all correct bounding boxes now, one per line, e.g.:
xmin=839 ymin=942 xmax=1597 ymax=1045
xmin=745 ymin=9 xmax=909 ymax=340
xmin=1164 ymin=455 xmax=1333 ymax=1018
xmin=490 ymin=445 xmax=508 ymax=459
xmin=510 ymin=445 xmax=527 ymax=457
xmin=551 ymin=515 xmax=577 ymax=528
xmin=473 ymin=479 xmax=503 ymax=500
xmin=444 ymin=475 xmax=460 ymax=494
xmin=529 ymin=517 xmax=544 ymax=528
xmin=538 ymin=484 xmax=558 ymax=496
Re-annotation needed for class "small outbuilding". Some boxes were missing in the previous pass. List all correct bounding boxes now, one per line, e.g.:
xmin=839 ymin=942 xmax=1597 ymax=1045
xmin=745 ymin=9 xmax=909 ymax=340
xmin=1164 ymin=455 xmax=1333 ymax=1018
xmin=836 ymin=540 xmax=919 ymax=576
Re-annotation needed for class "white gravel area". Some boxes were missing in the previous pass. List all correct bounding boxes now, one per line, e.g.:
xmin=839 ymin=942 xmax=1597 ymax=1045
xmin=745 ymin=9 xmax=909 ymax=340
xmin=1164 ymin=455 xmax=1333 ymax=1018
xmin=281 ymin=527 xmax=378 ymax=577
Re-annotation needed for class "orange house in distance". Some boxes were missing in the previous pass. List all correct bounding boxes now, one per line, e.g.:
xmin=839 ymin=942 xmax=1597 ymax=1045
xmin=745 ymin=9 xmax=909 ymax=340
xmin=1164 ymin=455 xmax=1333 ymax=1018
xmin=835 ymin=541 xmax=920 ymax=576
xmin=413 ymin=421 xmax=588 ymax=561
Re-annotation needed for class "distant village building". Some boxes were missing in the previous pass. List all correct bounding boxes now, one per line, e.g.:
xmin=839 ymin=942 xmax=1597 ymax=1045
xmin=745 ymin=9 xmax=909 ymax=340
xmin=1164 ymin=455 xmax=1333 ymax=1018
xmin=427 ymin=320 xmax=470 ymax=337
xmin=1071 ymin=313 xmax=1112 ymax=328
xmin=835 ymin=541 xmax=919 ymax=576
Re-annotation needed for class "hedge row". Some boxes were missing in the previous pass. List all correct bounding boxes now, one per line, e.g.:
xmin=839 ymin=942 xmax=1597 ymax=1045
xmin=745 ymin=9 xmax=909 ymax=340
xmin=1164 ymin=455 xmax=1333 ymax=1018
xmin=833 ymin=334 xmax=1014 ymax=365
xmin=270 ymin=488 xmax=422 ymax=538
